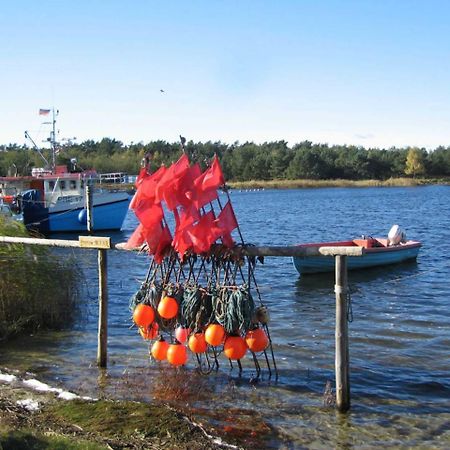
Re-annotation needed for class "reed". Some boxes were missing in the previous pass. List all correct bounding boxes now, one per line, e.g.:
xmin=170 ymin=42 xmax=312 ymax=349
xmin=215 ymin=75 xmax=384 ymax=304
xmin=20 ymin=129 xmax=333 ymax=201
xmin=228 ymin=177 xmax=437 ymax=190
xmin=0 ymin=217 xmax=81 ymax=341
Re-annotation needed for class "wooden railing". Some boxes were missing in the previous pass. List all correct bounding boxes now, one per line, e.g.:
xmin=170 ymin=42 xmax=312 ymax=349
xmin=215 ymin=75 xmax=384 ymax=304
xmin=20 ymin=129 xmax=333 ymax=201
xmin=0 ymin=235 xmax=361 ymax=412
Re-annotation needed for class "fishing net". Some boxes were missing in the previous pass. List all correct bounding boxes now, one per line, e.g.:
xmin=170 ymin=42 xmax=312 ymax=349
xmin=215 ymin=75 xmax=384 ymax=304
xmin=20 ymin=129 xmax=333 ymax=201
xmin=127 ymin=147 xmax=277 ymax=380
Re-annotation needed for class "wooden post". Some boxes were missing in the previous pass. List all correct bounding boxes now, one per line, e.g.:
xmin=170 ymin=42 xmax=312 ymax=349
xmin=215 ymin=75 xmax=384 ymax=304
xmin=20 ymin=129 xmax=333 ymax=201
xmin=86 ymin=183 xmax=93 ymax=233
xmin=97 ymin=249 xmax=108 ymax=368
xmin=335 ymin=255 xmax=350 ymax=412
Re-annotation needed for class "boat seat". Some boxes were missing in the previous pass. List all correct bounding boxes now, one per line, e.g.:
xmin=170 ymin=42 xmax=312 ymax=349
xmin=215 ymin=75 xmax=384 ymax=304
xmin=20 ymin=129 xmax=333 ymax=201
xmin=353 ymin=238 xmax=376 ymax=248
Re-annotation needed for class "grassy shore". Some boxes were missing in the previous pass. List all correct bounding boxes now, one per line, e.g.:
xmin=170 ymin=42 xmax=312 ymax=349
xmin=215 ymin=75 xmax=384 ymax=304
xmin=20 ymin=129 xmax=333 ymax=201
xmin=227 ymin=177 xmax=450 ymax=190
xmin=104 ymin=177 xmax=449 ymax=193
xmin=0 ymin=376 xmax=231 ymax=450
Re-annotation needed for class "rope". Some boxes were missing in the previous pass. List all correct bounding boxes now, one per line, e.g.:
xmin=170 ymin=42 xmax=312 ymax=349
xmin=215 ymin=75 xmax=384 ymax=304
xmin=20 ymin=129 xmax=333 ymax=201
xmin=180 ymin=285 xmax=202 ymax=330
xmin=216 ymin=285 xmax=255 ymax=334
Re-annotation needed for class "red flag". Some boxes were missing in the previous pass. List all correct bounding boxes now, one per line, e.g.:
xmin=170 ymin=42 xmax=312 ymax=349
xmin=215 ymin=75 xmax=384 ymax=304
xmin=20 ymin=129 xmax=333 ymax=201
xmin=185 ymin=211 xmax=223 ymax=254
xmin=154 ymin=225 xmax=173 ymax=263
xmin=216 ymin=201 xmax=238 ymax=236
xmin=139 ymin=165 xmax=167 ymax=200
xmin=135 ymin=167 xmax=149 ymax=187
xmin=142 ymin=221 xmax=164 ymax=255
xmin=130 ymin=166 xmax=167 ymax=210
xmin=201 ymin=211 xmax=223 ymax=248
xmin=175 ymin=163 xmax=202 ymax=208
xmin=134 ymin=200 xmax=164 ymax=229
xmin=172 ymin=208 xmax=195 ymax=256
xmin=124 ymin=223 xmax=146 ymax=249
xmin=221 ymin=232 xmax=235 ymax=248
xmin=201 ymin=155 xmax=224 ymax=191
xmin=192 ymin=156 xmax=224 ymax=209
xmin=155 ymin=153 xmax=189 ymax=205
xmin=193 ymin=187 xmax=218 ymax=210
xmin=173 ymin=225 xmax=193 ymax=257
xmin=178 ymin=205 xmax=200 ymax=230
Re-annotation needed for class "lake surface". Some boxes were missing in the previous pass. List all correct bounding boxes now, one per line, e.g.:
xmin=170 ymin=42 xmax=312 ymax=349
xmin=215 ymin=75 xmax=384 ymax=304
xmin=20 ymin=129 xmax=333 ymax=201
xmin=2 ymin=185 xmax=450 ymax=448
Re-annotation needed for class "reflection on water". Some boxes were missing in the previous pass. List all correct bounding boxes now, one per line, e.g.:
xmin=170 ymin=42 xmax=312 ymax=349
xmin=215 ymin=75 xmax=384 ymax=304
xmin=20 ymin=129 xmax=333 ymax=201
xmin=1 ymin=186 xmax=450 ymax=448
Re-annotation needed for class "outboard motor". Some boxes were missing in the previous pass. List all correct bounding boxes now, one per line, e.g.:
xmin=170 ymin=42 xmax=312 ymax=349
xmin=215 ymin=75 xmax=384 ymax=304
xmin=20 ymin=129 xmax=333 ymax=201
xmin=388 ymin=224 xmax=406 ymax=246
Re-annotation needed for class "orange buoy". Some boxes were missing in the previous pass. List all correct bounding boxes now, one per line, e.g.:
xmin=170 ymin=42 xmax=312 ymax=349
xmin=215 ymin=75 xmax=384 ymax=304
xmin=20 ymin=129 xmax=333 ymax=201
xmin=224 ymin=335 xmax=247 ymax=360
xmin=151 ymin=336 xmax=169 ymax=361
xmin=133 ymin=304 xmax=155 ymax=328
xmin=139 ymin=322 xmax=159 ymax=340
xmin=157 ymin=296 xmax=179 ymax=319
xmin=188 ymin=332 xmax=207 ymax=353
xmin=175 ymin=326 xmax=191 ymax=343
xmin=204 ymin=323 xmax=226 ymax=346
xmin=167 ymin=342 xmax=188 ymax=366
xmin=245 ymin=327 xmax=269 ymax=353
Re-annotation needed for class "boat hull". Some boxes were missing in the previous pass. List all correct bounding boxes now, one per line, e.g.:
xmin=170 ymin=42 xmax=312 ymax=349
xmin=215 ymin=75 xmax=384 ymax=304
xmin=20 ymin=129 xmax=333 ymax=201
xmin=22 ymin=190 xmax=130 ymax=233
xmin=292 ymin=241 xmax=421 ymax=274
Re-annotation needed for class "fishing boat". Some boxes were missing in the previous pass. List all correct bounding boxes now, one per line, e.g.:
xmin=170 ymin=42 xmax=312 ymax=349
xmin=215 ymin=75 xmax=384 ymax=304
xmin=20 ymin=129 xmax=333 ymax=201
xmin=0 ymin=108 xmax=130 ymax=234
xmin=292 ymin=226 xmax=421 ymax=275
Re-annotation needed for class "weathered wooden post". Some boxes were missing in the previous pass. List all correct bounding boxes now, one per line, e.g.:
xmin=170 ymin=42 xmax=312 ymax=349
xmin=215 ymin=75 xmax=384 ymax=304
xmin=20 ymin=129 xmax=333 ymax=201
xmin=335 ymin=255 xmax=350 ymax=412
xmin=97 ymin=248 xmax=108 ymax=368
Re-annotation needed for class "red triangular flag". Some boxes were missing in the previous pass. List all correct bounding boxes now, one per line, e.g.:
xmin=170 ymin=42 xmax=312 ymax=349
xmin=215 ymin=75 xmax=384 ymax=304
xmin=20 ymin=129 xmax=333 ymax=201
xmin=185 ymin=211 xmax=223 ymax=254
xmin=142 ymin=221 xmax=164 ymax=255
xmin=134 ymin=200 xmax=164 ymax=230
xmin=135 ymin=167 xmax=149 ymax=187
xmin=201 ymin=155 xmax=224 ymax=191
xmin=139 ymin=165 xmax=167 ymax=200
xmin=173 ymin=224 xmax=194 ymax=257
xmin=216 ymin=201 xmax=238 ymax=236
xmin=130 ymin=165 xmax=167 ymax=210
xmin=154 ymin=225 xmax=173 ymax=263
xmin=124 ymin=223 xmax=146 ymax=249
xmin=155 ymin=154 xmax=189 ymax=204
xmin=175 ymin=163 xmax=202 ymax=209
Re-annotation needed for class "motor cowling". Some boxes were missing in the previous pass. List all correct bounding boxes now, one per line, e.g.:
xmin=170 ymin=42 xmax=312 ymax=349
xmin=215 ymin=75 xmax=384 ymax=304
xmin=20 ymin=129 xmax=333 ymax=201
xmin=388 ymin=224 xmax=406 ymax=246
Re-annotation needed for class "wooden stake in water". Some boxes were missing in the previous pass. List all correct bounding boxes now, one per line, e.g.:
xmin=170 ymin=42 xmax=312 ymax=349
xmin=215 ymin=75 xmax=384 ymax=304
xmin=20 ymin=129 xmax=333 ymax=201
xmin=97 ymin=249 xmax=108 ymax=368
xmin=335 ymin=255 xmax=350 ymax=412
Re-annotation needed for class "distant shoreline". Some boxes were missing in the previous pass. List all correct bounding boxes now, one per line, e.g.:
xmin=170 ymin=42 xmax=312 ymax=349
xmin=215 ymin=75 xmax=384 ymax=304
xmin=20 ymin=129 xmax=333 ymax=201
xmin=100 ymin=177 xmax=450 ymax=193
xmin=227 ymin=177 xmax=450 ymax=190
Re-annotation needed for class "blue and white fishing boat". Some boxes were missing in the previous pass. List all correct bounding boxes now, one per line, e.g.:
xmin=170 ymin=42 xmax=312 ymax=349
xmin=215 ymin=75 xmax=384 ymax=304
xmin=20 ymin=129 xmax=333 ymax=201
xmin=293 ymin=226 xmax=421 ymax=275
xmin=0 ymin=108 xmax=130 ymax=234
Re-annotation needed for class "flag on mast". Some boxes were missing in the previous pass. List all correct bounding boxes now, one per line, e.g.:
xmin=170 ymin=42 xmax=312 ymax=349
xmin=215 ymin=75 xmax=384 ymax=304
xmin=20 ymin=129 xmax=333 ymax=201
xmin=39 ymin=108 xmax=51 ymax=116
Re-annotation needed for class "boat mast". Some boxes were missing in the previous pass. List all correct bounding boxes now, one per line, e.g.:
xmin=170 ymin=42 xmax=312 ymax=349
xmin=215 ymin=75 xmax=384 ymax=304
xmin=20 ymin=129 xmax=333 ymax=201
xmin=24 ymin=107 xmax=59 ymax=172
xmin=49 ymin=108 xmax=59 ymax=172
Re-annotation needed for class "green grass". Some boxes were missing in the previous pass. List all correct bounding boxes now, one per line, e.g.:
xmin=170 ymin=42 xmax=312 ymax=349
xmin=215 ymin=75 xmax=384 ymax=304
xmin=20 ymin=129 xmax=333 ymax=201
xmin=0 ymin=430 xmax=106 ymax=450
xmin=46 ymin=399 xmax=206 ymax=443
xmin=0 ymin=397 xmax=220 ymax=450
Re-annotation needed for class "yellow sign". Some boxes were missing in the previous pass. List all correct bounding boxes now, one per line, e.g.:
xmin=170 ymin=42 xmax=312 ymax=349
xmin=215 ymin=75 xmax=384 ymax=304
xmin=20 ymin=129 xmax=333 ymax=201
xmin=79 ymin=236 xmax=111 ymax=249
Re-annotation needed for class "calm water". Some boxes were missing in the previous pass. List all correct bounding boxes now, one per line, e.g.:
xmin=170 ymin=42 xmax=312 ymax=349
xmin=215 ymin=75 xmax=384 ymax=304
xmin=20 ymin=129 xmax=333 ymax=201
xmin=2 ymin=186 xmax=450 ymax=448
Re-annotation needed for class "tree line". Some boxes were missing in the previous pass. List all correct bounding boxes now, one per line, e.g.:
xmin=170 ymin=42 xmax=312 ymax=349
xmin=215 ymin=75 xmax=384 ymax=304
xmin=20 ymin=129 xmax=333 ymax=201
xmin=1 ymin=139 xmax=449 ymax=180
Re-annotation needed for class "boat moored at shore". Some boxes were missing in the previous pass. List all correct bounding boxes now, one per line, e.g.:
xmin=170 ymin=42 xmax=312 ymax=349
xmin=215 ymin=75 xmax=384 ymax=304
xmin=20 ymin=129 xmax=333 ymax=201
xmin=293 ymin=226 xmax=421 ymax=275
xmin=0 ymin=108 xmax=130 ymax=233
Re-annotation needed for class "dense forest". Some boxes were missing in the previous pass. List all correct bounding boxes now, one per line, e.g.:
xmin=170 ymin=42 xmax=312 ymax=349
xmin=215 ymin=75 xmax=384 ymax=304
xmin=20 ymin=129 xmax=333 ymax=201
xmin=1 ymin=139 xmax=450 ymax=181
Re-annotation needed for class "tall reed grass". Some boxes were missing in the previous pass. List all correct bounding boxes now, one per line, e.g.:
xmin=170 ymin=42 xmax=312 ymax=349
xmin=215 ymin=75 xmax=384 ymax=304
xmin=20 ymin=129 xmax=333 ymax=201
xmin=0 ymin=217 xmax=81 ymax=341
xmin=228 ymin=177 xmax=435 ymax=190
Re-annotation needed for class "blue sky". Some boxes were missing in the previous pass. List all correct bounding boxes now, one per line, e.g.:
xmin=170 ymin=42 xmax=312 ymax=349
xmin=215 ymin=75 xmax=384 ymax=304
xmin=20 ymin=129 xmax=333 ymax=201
xmin=1 ymin=1 xmax=449 ymax=149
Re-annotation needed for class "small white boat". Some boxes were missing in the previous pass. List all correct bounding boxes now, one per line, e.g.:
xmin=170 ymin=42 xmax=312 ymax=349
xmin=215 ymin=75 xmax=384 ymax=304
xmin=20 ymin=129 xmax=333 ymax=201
xmin=293 ymin=226 xmax=421 ymax=275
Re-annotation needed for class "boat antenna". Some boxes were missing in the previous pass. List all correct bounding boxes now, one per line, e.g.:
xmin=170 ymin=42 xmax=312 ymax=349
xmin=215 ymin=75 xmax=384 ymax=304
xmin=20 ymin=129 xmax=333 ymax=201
xmin=24 ymin=130 xmax=49 ymax=167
